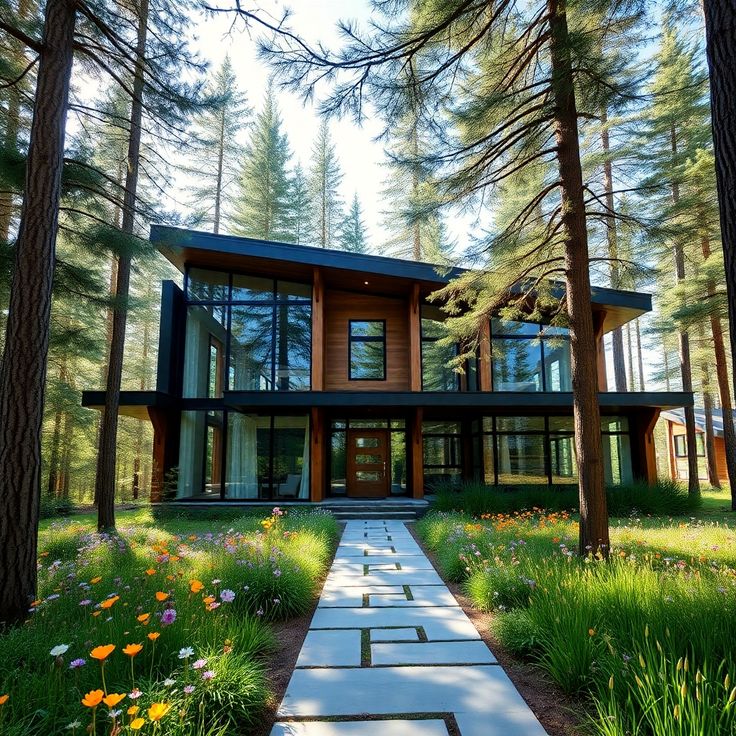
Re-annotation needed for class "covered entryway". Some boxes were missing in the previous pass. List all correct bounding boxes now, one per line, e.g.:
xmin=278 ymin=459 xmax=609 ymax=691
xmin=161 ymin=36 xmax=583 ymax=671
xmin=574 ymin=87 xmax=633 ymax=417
xmin=346 ymin=429 xmax=390 ymax=497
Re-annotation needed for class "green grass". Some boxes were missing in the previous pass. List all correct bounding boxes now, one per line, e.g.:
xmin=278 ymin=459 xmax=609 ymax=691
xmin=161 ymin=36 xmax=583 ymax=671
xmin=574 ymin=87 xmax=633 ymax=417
xmin=0 ymin=508 xmax=339 ymax=736
xmin=416 ymin=502 xmax=736 ymax=736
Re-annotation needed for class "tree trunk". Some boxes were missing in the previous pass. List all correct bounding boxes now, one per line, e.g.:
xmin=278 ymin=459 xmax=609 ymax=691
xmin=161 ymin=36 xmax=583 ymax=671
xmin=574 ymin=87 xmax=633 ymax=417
xmin=47 ymin=409 xmax=63 ymax=497
xmin=626 ymin=323 xmax=635 ymax=391
xmin=548 ymin=0 xmax=609 ymax=556
xmin=635 ymin=318 xmax=645 ymax=391
xmin=0 ymin=0 xmax=76 ymax=625
xmin=698 ymin=323 xmax=720 ymax=487
xmin=59 ymin=410 xmax=73 ymax=499
xmin=663 ymin=336 xmax=671 ymax=391
xmin=703 ymin=1 xmax=736 ymax=508
xmin=670 ymin=124 xmax=700 ymax=496
xmin=95 ymin=0 xmax=149 ymax=532
xmin=213 ymin=106 xmax=225 ymax=235
xmin=600 ymin=108 xmax=627 ymax=391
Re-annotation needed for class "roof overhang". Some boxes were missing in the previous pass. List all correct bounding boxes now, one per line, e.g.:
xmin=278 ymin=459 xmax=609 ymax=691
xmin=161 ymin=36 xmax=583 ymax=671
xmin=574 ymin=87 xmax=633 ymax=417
xmin=150 ymin=225 xmax=651 ymax=333
xmin=81 ymin=391 xmax=176 ymax=420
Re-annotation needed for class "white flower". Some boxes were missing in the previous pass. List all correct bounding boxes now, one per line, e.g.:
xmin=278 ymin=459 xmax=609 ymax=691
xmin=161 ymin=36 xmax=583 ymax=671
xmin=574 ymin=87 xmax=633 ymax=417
xmin=65 ymin=721 xmax=82 ymax=730
xmin=50 ymin=644 xmax=69 ymax=657
xmin=163 ymin=678 xmax=176 ymax=686
xmin=178 ymin=647 xmax=194 ymax=659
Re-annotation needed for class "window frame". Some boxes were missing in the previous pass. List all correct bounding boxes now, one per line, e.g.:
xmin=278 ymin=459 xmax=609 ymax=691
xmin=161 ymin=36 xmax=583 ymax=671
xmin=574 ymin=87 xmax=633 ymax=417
xmin=674 ymin=433 xmax=705 ymax=458
xmin=348 ymin=319 xmax=387 ymax=381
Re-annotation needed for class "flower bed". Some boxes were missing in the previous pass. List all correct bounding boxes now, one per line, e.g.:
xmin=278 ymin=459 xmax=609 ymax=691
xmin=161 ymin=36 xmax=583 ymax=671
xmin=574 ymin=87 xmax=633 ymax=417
xmin=417 ymin=510 xmax=736 ymax=735
xmin=0 ymin=508 xmax=339 ymax=735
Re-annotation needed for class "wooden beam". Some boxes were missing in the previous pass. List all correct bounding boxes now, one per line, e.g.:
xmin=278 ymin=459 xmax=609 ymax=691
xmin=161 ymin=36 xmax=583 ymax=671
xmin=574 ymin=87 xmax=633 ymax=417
xmin=642 ymin=407 xmax=661 ymax=485
xmin=409 ymin=282 xmax=422 ymax=391
xmin=410 ymin=407 xmax=424 ymax=498
xmin=310 ymin=407 xmax=325 ymax=502
xmin=479 ymin=319 xmax=492 ymax=391
xmin=311 ymin=267 xmax=324 ymax=391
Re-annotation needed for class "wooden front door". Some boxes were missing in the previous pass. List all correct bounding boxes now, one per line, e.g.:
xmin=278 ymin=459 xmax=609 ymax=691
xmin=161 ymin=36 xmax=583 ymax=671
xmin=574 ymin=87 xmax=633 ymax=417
xmin=346 ymin=429 xmax=390 ymax=498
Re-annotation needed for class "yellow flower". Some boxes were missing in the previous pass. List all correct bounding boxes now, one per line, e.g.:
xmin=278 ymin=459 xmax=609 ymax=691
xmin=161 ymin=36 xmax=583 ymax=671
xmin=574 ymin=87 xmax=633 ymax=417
xmin=82 ymin=690 xmax=104 ymax=707
xmin=147 ymin=632 xmax=160 ymax=641
xmin=588 ymin=628 xmax=596 ymax=637
xmin=127 ymin=706 xmax=140 ymax=716
xmin=123 ymin=643 xmax=143 ymax=657
xmin=203 ymin=595 xmax=216 ymax=606
xmin=148 ymin=702 xmax=171 ymax=721
xmin=130 ymin=717 xmax=146 ymax=730
xmin=0 ymin=694 xmax=8 ymax=706
xmin=90 ymin=644 xmax=116 ymax=661
xmin=155 ymin=591 xmax=169 ymax=602
xmin=103 ymin=693 xmax=126 ymax=708
xmin=189 ymin=580 xmax=204 ymax=594
xmin=100 ymin=595 xmax=120 ymax=610
xmin=90 ymin=576 xmax=102 ymax=584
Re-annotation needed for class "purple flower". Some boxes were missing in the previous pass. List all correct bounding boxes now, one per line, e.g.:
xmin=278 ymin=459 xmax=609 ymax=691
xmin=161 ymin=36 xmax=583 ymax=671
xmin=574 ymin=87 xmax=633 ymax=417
xmin=220 ymin=589 xmax=235 ymax=603
xmin=79 ymin=599 xmax=92 ymax=607
xmin=183 ymin=685 xmax=195 ymax=695
xmin=69 ymin=658 xmax=86 ymax=669
xmin=161 ymin=608 xmax=177 ymax=626
xmin=273 ymin=569 xmax=281 ymax=577
xmin=201 ymin=670 xmax=215 ymax=680
xmin=192 ymin=658 xmax=207 ymax=670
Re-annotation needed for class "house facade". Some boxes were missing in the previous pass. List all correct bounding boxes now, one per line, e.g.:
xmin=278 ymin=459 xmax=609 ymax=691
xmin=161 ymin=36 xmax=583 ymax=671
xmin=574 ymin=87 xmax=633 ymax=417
xmin=82 ymin=225 xmax=692 ymax=503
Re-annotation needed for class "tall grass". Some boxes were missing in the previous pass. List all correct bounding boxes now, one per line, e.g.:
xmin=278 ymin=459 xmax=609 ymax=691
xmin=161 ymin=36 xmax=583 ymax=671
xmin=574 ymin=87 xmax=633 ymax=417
xmin=0 ymin=509 xmax=339 ymax=736
xmin=417 ymin=510 xmax=736 ymax=735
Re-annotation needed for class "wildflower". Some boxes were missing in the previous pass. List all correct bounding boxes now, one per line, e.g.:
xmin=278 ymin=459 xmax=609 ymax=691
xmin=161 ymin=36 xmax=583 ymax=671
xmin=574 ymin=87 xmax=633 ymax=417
xmin=50 ymin=644 xmax=69 ymax=657
xmin=0 ymin=695 xmax=8 ymax=706
xmin=220 ymin=589 xmax=235 ymax=603
xmin=100 ymin=596 xmax=119 ymax=610
xmin=155 ymin=591 xmax=169 ymax=602
xmin=184 ymin=684 xmax=195 ymax=695
xmin=160 ymin=608 xmax=177 ymax=625
xmin=163 ymin=679 xmax=176 ymax=687
xmin=90 ymin=577 xmax=102 ymax=584
xmin=189 ymin=580 xmax=204 ymax=594
xmin=145 ymin=569 xmax=156 ymax=575
xmin=123 ymin=643 xmax=143 ymax=657
xmin=273 ymin=569 xmax=282 ymax=577
xmin=65 ymin=721 xmax=81 ymax=730
xmin=192 ymin=658 xmax=207 ymax=670
xmin=90 ymin=644 xmax=116 ymax=661
xmin=588 ymin=629 xmax=596 ymax=637
xmin=201 ymin=670 xmax=215 ymax=680
xmin=148 ymin=703 xmax=171 ymax=721
xmin=136 ymin=613 xmax=150 ymax=623
xmin=127 ymin=706 xmax=140 ymax=716
xmin=129 ymin=689 xmax=142 ymax=700
xmin=211 ymin=579 xmax=221 ymax=585
xmin=203 ymin=595 xmax=216 ymax=605
xmin=178 ymin=647 xmax=194 ymax=659
xmin=256 ymin=608 xmax=264 ymax=616
xmin=147 ymin=632 xmax=160 ymax=641
xmin=103 ymin=693 xmax=126 ymax=708
xmin=82 ymin=690 xmax=104 ymax=707
xmin=69 ymin=658 xmax=86 ymax=669
xmin=130 ymin=717 xmax=146 ymax=730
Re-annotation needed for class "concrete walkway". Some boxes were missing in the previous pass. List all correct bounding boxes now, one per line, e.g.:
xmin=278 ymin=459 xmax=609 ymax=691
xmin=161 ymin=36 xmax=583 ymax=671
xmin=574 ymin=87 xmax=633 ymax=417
xmin=271 ymin=520 xmax=548 ymax=736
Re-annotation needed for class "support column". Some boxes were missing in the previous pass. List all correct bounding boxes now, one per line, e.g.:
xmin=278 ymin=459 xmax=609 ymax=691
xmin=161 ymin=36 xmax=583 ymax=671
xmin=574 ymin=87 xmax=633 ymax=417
xmin=479 ymin=319 xmax=492 ymax=391
xmin=631 ymin=408 xmax=661 ymax=485
xmin=148 ymin=408 xmax=179 ymax=503
xmin=410 ymin=407 xmax=424 ymax=498
xmin=593 ymin=310 xmax=608 ymax=392
xmin=311 ymin=267 xmax=324 ymax=391
xmin=409 ymin=282 xmax=421 ymax=391
xmin=310 ymin=407 xmax=325 ymax=502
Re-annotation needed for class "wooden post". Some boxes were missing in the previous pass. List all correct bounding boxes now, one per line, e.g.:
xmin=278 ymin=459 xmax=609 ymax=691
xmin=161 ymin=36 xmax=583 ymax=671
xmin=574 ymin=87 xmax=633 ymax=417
xmin=593 ymin=310 xmax=608 ymax=392
xmin=311 ymin=267 xmax=324 ymax=391
xmin=310 ymin=407 xmax=325 ymax=502
xmin=409 ymin=283 xmax=422 ymax=391
xmin=642 ymin=408 xmax=661 ymax=485
xmin=479 ymin=319 xmax=492 ymax=391
xmin=410 ymin=408 xmax=424 ymax=498
xmin=148 ymin=408 xmax=179 ymax=503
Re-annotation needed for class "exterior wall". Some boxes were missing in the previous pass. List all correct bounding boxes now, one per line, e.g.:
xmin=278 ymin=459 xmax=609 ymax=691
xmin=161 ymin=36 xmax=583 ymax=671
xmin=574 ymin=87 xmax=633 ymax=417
xmin=323 ymin=289 xmax=410 ymax=391
xmin=666 ymin=420 xmax=727 ymax=482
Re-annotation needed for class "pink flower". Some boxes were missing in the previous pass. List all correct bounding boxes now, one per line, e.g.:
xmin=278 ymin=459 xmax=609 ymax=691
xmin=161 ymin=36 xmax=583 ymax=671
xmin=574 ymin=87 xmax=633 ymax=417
xmin=201 ymin=670 xmax=215 ymax=680
xmin=192 ymin=659 xmax=207 ymax=670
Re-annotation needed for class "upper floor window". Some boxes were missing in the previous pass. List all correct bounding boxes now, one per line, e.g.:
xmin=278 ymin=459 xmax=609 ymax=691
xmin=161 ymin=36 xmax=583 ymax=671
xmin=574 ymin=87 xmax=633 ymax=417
xmin=491 ymin=319 xmax=571 ymax=392
xmin=673 ymin=434 xmax=705 ymax=458
xmin=349 ymin=320 xmax=386 ymax=380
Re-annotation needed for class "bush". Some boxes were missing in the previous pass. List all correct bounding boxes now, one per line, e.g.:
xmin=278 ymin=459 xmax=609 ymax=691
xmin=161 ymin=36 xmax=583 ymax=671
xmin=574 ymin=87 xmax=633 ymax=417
xmin=432 ymin=478 xmax=699 ymax=518
xmin=39 ymin=495 xmax=75 ymax=519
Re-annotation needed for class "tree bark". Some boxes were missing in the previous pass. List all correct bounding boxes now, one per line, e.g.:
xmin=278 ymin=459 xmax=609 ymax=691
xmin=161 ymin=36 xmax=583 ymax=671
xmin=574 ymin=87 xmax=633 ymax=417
xmin=698 ymin=323 xmax=720 ymax=487
xmin=703 ymin=0 xmax=736 ymax=509
xmin=95 ymin=0 xmax=149 ymax=531
xmin=626 ymin=322 xmax=635 ymax=391
xmin=548 ymin=0 xmax=609 ymax=556
xmin=0 ymin=0 xmax=76 ymax=625
xmin=213 ymin=105 xmax=225 ymax=235
xmin=600 ymin=108 xmax=627 ymax=391
xmin=635 ymin=318 xmax=645 ymax=391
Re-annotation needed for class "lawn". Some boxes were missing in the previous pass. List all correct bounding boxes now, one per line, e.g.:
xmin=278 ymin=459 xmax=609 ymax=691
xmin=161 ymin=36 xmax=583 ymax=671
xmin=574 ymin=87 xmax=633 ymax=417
xmin=416 ymin=485 xmax=736 ymax=736
xmin=0 ymin=507 xmax=339 ymax=735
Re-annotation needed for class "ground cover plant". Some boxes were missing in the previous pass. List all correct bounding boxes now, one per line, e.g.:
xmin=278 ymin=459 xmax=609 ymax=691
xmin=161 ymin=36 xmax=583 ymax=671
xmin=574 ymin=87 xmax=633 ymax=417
xmin=417 ymin=487 xmax=736 ymax=736
xmin=0 ymin=508 xmax=339 ymax=735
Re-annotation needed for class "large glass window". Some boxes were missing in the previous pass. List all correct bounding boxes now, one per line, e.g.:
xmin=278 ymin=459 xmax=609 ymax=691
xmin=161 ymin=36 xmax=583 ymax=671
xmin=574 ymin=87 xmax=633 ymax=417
xmin=184 ymin=268 xmax=311 ymax=393
xmin=422 ymin=421 xmax=462 ymax=489
xmin=349 ymin=320 xmax=386 ymax=380
xmin=491 ymin=319 xmax=571 ymax=391
xmin=177 ymin=410 xmax=223 ymax=498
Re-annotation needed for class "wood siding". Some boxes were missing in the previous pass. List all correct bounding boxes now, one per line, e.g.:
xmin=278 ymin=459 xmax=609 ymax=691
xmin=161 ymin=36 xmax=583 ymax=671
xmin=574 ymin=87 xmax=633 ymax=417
xmin=323 ymin=289 xmax=410 ymax=391
xmin=668 ymin=421 xmax=728 ymax=483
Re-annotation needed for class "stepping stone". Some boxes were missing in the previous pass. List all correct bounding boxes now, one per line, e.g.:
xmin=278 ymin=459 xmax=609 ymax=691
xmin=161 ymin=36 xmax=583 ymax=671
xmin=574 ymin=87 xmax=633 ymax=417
xmin=370 ymin=627 xmax=420 ymax=642
xmin=454 ymin=711 xmax=549 ymax=736
xmin=296 ymin=630 xmax=361 ymax=668
xmin=370 ymin=587 xmax=457 ymax=607
xmin=371 ymin=640 xmax=496 ymax=666
xmin=318 ymin=584 xmax=405 ymax=608
xmin=332 ymin=555 xmax=432 ymax=568
xmin=325 ymin=570 xmax=444 ymax=587
xmin=311 ymin=606 xmax=480 ymax=641
xmin=271 ymin=720 xmax=450 ymax=736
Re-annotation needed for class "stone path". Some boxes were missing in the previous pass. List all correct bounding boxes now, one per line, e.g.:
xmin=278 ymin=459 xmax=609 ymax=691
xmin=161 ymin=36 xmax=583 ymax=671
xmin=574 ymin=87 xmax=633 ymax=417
xmin=271 ymin=520 xmax=548 ymax=736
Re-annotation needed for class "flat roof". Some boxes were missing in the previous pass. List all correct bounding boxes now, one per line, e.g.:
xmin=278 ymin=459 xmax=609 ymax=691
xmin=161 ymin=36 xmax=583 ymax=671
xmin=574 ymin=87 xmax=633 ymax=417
xmin=149 ymin=224 xmax=653 ymax=331
xmin=662 ymin=408 xmax=736 ymax=438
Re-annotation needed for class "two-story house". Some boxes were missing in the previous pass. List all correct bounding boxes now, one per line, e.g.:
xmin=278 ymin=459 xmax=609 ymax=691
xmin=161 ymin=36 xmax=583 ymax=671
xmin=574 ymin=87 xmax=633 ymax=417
xmin=82 ymin=225 xmax=692 ymax=503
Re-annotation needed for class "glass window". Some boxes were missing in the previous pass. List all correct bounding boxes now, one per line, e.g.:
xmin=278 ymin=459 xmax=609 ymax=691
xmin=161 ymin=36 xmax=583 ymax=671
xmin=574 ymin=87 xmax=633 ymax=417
xmin=350 ymin=420 xmax=389 ymax=428
xmin=549 ymin=416 xmax=574 ymax=432
xmin=491 ymin=319 xmax=541 ymax=337
xmin=349 ymin=320 xmax=386 ymax=380
xmin=229 ymin=306 xmax=274 ymax=390
xmin=330 ymin=431 xmax=347 ymax=495
xmin=673 ymin=434 xmax=704 ymax=457
xmin=272 ymin=416 xmax=310 ymax=499
xmin=496 ymin=433 xmax=547 ymax=484
xmin=602 ymin=416 xmax=629 ymax=432
xmin=492 ymin=337 xmax=543 ymax=391
xmin=231 ymin=274 xmax=273 ymax=301
xmin=277 ymin=281 xmax=311 ymax=301
xmin=187 ymin=268 xmax=229 ymax=302
xmin=543 ymin=338 xmax=572 ymax=391
xmin=603 ymin=432 xmax=633 ymax=485
xmin=390 ymin=431 xmax=407 ymax=494
xmin=550 ymin=434 xmax=577 ymax=484
xmin=423 ymin=421 xmax=461 ymax=435
xmin=177 ymin=411 xmax=223 ymax=498
xmin=496 ymin=416 xmax=545 ymax=432
xmin=275 ymin=303 xmax=311 ymax=391
xmin=183 ymin=306 xmax=227 ymax=398
xmin=422 ymin=339 xmax=458 ymax=391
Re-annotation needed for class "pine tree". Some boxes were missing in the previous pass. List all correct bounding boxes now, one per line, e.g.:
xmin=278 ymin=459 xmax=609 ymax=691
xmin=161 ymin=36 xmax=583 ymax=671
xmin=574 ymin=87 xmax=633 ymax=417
xmin=338 ymin=193 xmax=368 ymax=253
xmin=232 ymin=87 xmax=291 ymax=240
xmin=185 ymin=56 xmax=251 ymax=234
xmin=308 ymin=120 xmax=343 ymax=248
xmin=284 ymin=163 xmax=310 ymax=244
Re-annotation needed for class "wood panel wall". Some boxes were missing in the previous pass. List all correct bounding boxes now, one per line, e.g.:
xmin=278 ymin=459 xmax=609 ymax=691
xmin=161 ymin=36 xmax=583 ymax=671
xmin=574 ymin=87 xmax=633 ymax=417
xmin=668 ymin=420 xmax=727 ymax=482
xmin=323 ymin=289 xmax=410 ymax=391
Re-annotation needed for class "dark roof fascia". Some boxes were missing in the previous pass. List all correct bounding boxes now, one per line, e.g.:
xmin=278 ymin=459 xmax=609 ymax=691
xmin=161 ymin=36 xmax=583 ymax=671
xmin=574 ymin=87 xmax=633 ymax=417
xmin=149 ymin=224 xmax=652 ymax=315
xmin=81 ymin=390 xmax=176 ymax=410
xmin=223 ymin=390 xmax=692 ymax=411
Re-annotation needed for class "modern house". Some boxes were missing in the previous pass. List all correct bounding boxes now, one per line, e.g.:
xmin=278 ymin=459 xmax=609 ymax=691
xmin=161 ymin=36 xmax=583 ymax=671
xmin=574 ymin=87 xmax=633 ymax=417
xmin=661 ymin=408 xmax=735 ymax=483
xmin=82 ymin=225 xmax=692 ymax=503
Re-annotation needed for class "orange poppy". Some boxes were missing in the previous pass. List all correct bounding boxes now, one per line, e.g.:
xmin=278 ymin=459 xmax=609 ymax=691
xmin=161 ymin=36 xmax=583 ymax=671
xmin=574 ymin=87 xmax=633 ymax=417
xmin=137 ymin=613 xmax=150 ymax=623
xmin=90 ymin=577 xmax=102 ymax=584
xmin=203 ymin=595 xmax=215 ymax=606
xmin=90 ymin=644 xmax=116 ymax=661
xmin=189 ymin=580 xmax=204 ymax=594
xmin=82 ymin=690 xmax=104 ymax=707
xmin=0 ymin=695 xmax=8 ymax=706
xmin=147 ymin=632 xmax=160 ymax=641
xmin=130 ymin=717 xmax=146 ymax=730
xmin=155 ymin=592 xmax=169 ymax=602
xmin=103 ymin=693 xmax=126 ymax=708
xmin=148 ymin=703 xmax=171 ymax=721
xmin=122 ymin=643 xmax=143 ymax=657
xmin=100 ymin=596 xmax=120 ymax=610
xmin=145 ymin=569 xmax=156 ymax=576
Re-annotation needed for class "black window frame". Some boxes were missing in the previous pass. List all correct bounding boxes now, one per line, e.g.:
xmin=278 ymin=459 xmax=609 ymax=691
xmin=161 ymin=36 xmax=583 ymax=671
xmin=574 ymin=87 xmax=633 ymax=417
xmin=674 ymin=433 xmax=705 ymax=457
xmin=348 ymin=319 xmax=387 ymax=381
